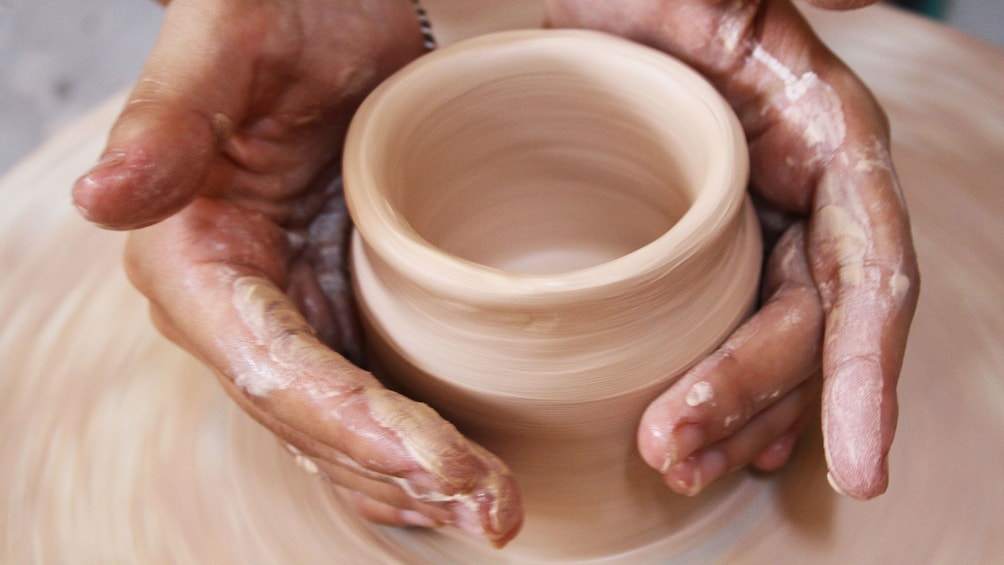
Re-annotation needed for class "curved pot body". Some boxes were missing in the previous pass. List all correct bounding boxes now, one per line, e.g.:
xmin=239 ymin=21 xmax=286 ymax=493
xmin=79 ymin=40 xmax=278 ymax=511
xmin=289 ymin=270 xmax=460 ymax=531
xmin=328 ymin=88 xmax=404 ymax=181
xmin=345 ymin=29 xmax=762 ymax=560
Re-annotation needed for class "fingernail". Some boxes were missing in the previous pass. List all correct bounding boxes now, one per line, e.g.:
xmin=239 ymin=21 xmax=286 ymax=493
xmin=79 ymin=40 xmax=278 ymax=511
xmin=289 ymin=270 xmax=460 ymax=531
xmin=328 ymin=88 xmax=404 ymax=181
xmin=667 ymin=456 xmax=703 ymax=496
xmin=401 ymin=509 xmax=442 ymax=529
xmin=73 ymin=151 xmax=128 ymax=221
xmin=666 ymin=449 xmax=728 ymax=497
xmin=81 ymin=151 xmax=126 ymax=180
xmin=660 ymin=423 xmax=706 ymax=473
xmin=826 ymin=471 xmax=848 ymax=496
xmin=90 ymin=150 xmax=127 ymax=173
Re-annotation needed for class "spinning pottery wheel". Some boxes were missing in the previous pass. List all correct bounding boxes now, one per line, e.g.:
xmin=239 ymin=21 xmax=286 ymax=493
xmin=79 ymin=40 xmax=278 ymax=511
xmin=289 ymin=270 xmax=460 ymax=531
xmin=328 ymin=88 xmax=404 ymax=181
xmin=2 ymin=2 xmax=1003 ymax=563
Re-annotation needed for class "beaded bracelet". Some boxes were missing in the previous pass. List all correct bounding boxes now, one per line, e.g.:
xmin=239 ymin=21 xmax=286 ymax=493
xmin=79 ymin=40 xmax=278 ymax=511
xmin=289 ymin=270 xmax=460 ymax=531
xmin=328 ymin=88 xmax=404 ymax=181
xmin=412 ymin=0 xmax=437 ymax=50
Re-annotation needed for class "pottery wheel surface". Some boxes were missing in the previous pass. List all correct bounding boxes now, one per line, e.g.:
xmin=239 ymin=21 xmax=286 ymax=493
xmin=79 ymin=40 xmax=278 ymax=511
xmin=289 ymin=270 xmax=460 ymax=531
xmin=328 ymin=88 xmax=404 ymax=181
xmin=2 ymin=3 xmax=1003 ymax=563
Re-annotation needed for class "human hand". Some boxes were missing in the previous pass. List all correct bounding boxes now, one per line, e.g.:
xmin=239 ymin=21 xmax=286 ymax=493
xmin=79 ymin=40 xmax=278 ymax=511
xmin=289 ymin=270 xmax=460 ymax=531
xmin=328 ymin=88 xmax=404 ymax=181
xmin=546 ymin=0 xmax=919 ymax=499
xmin=72 ymin=0 xmax=521 ymax=546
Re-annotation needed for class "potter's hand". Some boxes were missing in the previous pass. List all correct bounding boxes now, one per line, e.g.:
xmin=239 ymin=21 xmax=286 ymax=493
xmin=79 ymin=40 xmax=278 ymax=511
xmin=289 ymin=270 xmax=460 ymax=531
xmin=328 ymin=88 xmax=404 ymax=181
xmin=547 ymin=0 xmax=919 ymax=499
xmin=72 ymin=0 xmax=521 ymax=546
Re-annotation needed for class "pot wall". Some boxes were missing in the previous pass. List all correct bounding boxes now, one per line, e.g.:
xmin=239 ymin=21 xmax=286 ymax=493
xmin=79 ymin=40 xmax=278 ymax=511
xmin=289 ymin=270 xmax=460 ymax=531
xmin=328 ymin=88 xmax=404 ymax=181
xmin=345 ymin=29 xmax=762 ymax=560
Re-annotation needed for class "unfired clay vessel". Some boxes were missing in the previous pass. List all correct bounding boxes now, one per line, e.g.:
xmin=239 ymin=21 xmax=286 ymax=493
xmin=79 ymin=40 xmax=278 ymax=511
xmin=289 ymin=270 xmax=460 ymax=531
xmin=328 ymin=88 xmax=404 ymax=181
xmin=344 ymin=30 xmax=762 ymax=560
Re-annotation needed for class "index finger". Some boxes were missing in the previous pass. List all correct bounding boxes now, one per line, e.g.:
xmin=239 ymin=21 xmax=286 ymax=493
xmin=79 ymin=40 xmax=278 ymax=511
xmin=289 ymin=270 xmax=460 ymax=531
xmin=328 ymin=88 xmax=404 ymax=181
xmin=809 ymin=140 xmax=919 ymax=499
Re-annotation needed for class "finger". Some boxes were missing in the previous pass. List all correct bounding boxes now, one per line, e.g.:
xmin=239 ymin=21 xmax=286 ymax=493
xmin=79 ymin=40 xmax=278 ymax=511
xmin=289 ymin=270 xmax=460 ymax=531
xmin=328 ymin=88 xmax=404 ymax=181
xmin=286 ymin=259 xmax=340 ymax=349
xmin=810 ymin=146 xmax=919 ymax=499
xmin=302 ymin=448 xmax=454 ymax=525
xmin=663 ymin=376 xmax=819 ymax=496
xmin=73 ymin=1 xmax=255 ymax=229
xmin=751 ymin=402 xmax=816 ymax=471
xmin=126 ymin=203 xmax=523 ymax=547
xmin=155 ymin=266 xmax=439 ymax=523
xmin=340 ymin=488 xmax=443 ymax=529
xmin=296 ymin=388 xmax=522 ymax=547
xmin=638 ymin=223 xmax=824 ymax=473
xmin=275 ymin=431 xmax=481 ymax=529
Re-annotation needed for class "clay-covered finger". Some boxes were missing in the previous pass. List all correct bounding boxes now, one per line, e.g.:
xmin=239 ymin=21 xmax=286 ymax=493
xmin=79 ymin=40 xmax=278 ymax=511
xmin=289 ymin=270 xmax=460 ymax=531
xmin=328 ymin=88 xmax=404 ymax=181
xmin=663 ymin=376 xmax=819 ymax=495
xmin=638 ymin=224 xmax=823 ymax=474
xmin=809 ymin=144 xmax=919 ymax=499
xmin=750 ymin=404 xmax=816 ymax=472
xmin=126 ymin=204 xmax=523 ymax=546
xmin=313 ymin=389 xmax=523 ymax=547
xmin=299 ymin=453 xmax=454 ymax=526
xmin=339 ymin=488 xmax=443 ymax=529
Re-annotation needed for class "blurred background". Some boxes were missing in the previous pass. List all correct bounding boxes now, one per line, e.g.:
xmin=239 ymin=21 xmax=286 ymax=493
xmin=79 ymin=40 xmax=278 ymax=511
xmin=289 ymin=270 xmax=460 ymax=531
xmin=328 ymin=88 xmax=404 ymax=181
xmin=1 ymin=0 xmax=1002 ymax=176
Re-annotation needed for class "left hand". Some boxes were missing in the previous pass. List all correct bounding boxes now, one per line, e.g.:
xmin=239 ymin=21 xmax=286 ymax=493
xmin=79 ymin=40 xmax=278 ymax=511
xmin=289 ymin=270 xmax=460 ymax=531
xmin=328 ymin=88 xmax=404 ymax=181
xmin=72 ymin=0 xmax=522 ymax=546
xmin=546 ymin=0 xmax=919 ymax=499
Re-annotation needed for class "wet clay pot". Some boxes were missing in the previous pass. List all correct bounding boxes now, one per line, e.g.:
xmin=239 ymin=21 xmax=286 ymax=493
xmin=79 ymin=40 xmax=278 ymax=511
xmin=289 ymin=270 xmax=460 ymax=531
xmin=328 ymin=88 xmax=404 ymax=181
xmin=344 ymin=30 xmax=762 ymax=561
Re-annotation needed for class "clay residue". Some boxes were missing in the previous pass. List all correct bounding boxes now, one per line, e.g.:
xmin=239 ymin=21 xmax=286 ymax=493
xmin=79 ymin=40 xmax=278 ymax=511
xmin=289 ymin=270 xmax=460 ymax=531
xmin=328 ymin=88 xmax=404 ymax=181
xmin=890 ymin=273 xmax=911 ymax=299
xmin=686 ymin=381 xmax=716 ymax=407
xmin=230 ymin=275 xmax=319 ymax=397
xmin=229 ymin=273 xmax=522 ymax=546
xmin=751 ymin=45 xmax=846 ymax=160
xmin=364 ymin=388 xmax=522 ymax=547
xmin=815 ymin=204 xmax=868 ymax=289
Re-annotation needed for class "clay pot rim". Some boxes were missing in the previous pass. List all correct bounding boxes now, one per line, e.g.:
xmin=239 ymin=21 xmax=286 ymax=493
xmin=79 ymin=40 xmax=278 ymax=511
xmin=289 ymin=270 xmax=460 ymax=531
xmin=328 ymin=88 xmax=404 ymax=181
xmin=344 ymin=29 xmax=749 ymax=305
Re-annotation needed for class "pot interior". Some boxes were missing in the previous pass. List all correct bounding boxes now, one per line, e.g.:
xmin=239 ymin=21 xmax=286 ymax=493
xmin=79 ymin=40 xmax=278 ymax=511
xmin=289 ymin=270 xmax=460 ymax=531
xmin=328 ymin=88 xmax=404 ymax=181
xmin=375 ymin=43 xmax=726 ymax=275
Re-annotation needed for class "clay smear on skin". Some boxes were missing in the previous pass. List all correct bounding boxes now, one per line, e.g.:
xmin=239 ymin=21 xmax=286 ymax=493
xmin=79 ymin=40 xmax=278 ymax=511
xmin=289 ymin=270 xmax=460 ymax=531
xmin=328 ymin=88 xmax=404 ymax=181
xmin=230 ymin=275 xmax=333 ymax=397
xmin=817 ymin=146 xmax=913 ymax=329
xmin=751 ymin=45 xmax=846 ymax=159
xmin=812 ymin=136 xmax=913 ymax=498
xmin=723 ymin=414 xmax=741 ymax=429
xmin=364 ymin=389 xmax=514 ymax=539
xmin=231 ymin=276 xmax=511 ymax=539
xmin=321 ymin=431 xmax=510 ymax=541
xmin=686 ymin=381 xmax=716 ymax=407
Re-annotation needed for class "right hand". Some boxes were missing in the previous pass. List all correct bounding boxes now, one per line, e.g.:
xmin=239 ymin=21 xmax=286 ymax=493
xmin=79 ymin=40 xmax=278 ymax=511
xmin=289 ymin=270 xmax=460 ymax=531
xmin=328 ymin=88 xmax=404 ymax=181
xmin=546 ymin=0 xmax=919 ymax=500
xmin=71 ymin=0 xmax=522 ymax=547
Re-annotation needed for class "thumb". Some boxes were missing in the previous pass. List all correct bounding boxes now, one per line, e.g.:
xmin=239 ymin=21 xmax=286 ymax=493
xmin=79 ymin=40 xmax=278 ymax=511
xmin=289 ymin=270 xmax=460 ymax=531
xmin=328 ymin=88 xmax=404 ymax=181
xmin=73 ymin=1 xmax=251 ymax=230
